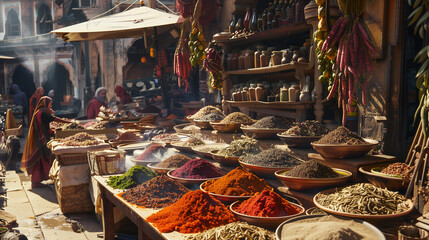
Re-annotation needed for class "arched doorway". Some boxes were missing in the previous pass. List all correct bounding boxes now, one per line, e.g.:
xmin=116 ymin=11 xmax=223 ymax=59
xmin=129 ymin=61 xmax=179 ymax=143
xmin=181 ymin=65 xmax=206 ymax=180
xmin=43 ymin=63 xmax=72 ymax=110
xmin=12 ymin=65 xmax=35 ymax=106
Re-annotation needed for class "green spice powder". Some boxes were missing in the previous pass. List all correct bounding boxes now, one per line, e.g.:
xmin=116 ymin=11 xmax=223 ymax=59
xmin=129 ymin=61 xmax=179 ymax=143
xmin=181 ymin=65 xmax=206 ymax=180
xmin=107 ymin=165 xmax=157 ymax=189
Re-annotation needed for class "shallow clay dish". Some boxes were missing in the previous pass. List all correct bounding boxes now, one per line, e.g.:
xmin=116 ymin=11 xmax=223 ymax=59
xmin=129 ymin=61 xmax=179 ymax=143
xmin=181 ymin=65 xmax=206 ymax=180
xmin=167 ymin=170 xmax=221 ymax=186
xmin=230 ymin=201 xmax=305 ymax=229
xmin=241 ymin=127 xmax=288 ymax=139
xmin=277 ymin=134 xmax=322 ymax=148
xmin=274 ymin=168 xmax=352 ymax=191
xmin=311 ymin=138 xmax=379 ymax=159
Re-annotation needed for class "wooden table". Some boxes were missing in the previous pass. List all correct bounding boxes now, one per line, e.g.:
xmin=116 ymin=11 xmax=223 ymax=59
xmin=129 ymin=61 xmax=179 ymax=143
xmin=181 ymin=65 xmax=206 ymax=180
xmin=93 ymin=175 xmax=189 ymax=240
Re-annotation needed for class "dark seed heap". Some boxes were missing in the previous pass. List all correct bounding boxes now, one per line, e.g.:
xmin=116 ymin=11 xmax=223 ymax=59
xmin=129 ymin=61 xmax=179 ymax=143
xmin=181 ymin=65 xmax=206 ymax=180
xmin=314 ymin=126 xmax=366 ymax=145
xmin=282 ymin=120 xmax=330 ymax=136
xmin=154 ymin=154 xmax=191 ymax=168
xmin=196 ymin=113 xmax=225 ymax=122
xmin=283 ymin=159 xmax=340 ymax=178
xmin=240 ymin=148 xmax=302 ymax=168
xmin=121 ymin=175 xmax=189 ymax=209
xmin=249 ymin=116 xmax=293 ymax=129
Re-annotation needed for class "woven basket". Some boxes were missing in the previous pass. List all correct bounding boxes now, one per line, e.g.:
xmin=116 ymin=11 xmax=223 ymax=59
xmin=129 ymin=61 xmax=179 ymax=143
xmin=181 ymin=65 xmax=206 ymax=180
xmin=56 ymin=153 xmax=88 ymax=166
xmin=55 ymin=182 xmax=94 ymax=214
xmin=88 ymin=149 xmax=125 ymax=175
xmin=5 ymin=125 xmax=22 ymax=138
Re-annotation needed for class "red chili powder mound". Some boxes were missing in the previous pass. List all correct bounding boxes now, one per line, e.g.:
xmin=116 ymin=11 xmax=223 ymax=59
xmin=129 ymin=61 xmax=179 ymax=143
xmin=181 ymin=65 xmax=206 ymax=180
xmin=234 ymin=189 xmax=302 ymax=217
xmin=146 ymin=190 xmax=238 ymax=233
xmin=135 ymin=145 xmax=167 ymax=160
xmin=202 ymin=167 xmax=272 ymax=196
xmin=170 ymin=158 xmax=224 ymax=179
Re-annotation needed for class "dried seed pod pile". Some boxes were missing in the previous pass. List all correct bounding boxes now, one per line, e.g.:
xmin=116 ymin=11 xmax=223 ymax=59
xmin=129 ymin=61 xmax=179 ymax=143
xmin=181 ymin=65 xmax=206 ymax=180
xmin=186 ymin=222 xmax=275 ymax=240
xmin=316 ymin=183 xmax=409 ymax=215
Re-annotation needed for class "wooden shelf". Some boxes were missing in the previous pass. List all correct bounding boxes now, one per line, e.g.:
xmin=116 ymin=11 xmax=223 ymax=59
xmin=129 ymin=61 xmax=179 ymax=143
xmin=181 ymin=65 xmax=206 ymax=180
xmin=225 ymin=62 xmax=311 ymax=75
xmin=214 ymin=23 xmax=312 ymax=46
xmin=226 ymin=100 xmax=315 ymax=109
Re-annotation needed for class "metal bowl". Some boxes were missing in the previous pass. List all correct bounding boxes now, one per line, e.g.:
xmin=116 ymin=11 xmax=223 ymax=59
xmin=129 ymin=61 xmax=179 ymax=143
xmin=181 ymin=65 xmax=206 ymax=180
xmin=241 ymin=127 xmax=288 ymax=139
xmin=239 ymin=160 xmax=294 ymax=179
xmin=200 ymin=182 xmax=254 ymax=204
xmin=167 ymin=170 xmax=221 ymax=186
xmin=313 ymin=188 xmax=414 ymax=220
xmin=193 ymin=119 xmax=213 ymax=130
xmin=277 ymin=134 xmax=322 ymax=148
xmin=147 ymin=163 xmax=174 ymax=175
xmin=230 ymin=201 xmax=305 ymax=229
xmin=173 ymin=123 xmax=195 ymax=135
xmin=274 ymin=168 xmax=352 ymax=191
xmin=359 ymin=163 xmax=409 ymax=192
xmin=170 ymin=141 xmax=195 ymax=153
xmin=275 ymin=214 xmax=386 ymax=240
xmin=210 ymin=121 xmax=242 ymax=133
xmin=108 ymin=139 xmax=139 ymax=148
xmin=211 ymin=151 xmax=240 ymax=166
xmin=311 ymin=138 xmax=379 ymax=159
xmin=191 ymin=143 xmax=229 ymax=159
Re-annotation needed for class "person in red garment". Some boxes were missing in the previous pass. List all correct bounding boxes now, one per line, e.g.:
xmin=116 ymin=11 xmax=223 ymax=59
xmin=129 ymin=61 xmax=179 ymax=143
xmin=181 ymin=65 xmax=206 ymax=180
xmin=28 ymin=87 xmax=44 ymax=124
xmin=87 ymin=87 xmax=107 ymax=119
xmin=21 ymin=96 xmax=71 ymax=188
xmin=114 ymin=85 xmax=132 ymax=105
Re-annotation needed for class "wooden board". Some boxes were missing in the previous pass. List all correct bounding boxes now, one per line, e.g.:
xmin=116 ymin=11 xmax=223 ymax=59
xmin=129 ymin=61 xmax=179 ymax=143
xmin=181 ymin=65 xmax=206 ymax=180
xmin=308 ymin=153 xmax=396 ymax=182
xmin=54 ymin=128 xmax=118 ymax=138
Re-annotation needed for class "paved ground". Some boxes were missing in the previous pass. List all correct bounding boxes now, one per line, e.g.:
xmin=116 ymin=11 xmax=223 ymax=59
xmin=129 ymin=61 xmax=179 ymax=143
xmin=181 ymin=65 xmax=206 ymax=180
xmin=4 ymin=170 xmax=103 ymax=240
xmin=2 ymin=126 xmax=103 ymax=240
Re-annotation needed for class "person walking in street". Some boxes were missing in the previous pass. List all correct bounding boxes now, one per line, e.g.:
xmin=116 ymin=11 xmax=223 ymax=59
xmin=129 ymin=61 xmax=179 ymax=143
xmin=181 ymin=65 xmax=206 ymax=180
xmin=21 ymin=96 xmax=71 ymax=188
xmin=114 ymin=85 xmax=132 ymax=105
xmin=28 ymin=87 xmax=44 ymax=124
xmin=11 ymin=84 xmax=28 ymax=124
xmin=87 ymin=87 xmax=107 ymax=119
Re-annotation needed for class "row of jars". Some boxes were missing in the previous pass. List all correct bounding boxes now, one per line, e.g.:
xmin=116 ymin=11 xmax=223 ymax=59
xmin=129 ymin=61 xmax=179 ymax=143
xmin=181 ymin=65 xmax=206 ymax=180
xmin=229 ymin=0 xmax=310 ymax=34
xmin=231 ymin=82 xmax=305 ymax=102
xmin=225 ymin=42 xmax=310 ymax=71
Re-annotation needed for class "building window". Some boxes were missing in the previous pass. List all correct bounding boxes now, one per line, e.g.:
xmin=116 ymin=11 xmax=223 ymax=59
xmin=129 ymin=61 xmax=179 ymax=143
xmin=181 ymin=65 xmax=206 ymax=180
xmin=5 ymin=9 xmax=20 ymax=37
xmin=36 ymin=4 xmax=53 ymax=34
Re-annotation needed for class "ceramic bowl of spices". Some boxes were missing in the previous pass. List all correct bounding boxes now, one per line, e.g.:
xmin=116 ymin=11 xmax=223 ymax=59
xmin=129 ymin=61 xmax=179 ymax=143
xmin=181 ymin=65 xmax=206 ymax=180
xmin=275 ymin=214 xmax=387 ymax=240
xmin=241 ymin=127 xmax=289 ymax=139
xmin=277 ymin=134 xmax=322 ymax=148
xmin=147 ymin=163 xmax=175 ymax=175
xmin=311 ymin=138 xmax=379 ymax=159
xmin=359 ymin=162 xmax=412 ymax=192
xmin=167 ymin=158 xmax=225 ymax=186
xmin=173 ymin=123 xmax=196 ymax=135
xmin=192 ymin=143 xmax=229 ymax=159
xmin=167 ymin=170 xmax=222 ymax=186
xmin=275 ymin=168 xmax=352 ymax=191
xmin=239 ymin=161 xmax=293 ymax=179
xmin=200 ymin=182 xmax=254 ymax=204
xmin=193 ymin=119 xmax=213 ymax=129
xmin=210 ymin=121 xmax=243 ymax=133
xmin=230 ymin=197 xmax=305 ymax=229
xmin=211 ymin=150 xmax=240 ymax=166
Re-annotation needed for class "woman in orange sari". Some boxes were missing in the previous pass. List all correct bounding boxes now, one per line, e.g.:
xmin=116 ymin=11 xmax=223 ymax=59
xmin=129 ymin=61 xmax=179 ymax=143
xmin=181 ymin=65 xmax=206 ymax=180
xmin=28 ymin=87 xmax=44 ymax=124
xmin=21 ymin=97 xmax=71 ymax=188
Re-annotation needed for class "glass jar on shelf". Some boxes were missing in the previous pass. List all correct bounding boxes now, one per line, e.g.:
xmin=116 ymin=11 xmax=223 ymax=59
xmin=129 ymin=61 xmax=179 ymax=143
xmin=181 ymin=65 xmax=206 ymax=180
xmin=255 ymin=83 xmax=266 ymax=102
xmin=238 ymin=52 xmax=245 ymax=70
xmin=241 ymin=87 xmax=249 ymax=101
xmin=249 ymin=84 xmax=257 ymax=101
xmin=271 ymin=51 xmax=283 ymax=66
xmin=260 ymin=50 xmax=270 ymax=67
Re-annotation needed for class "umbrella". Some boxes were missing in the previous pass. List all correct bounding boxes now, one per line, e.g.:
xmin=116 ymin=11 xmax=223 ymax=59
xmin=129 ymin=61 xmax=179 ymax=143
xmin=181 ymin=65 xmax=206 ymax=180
xmin=51 ymin=6 xmax=180 ymax=41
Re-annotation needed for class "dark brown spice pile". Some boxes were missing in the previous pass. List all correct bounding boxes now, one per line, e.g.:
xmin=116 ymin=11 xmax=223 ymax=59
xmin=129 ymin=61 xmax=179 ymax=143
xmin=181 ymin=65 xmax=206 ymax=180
xmin=282 ymin=120 xmax=330 ymax=136
xmin=283 ymin=159 xmax=340 ymax=178
xmin=240 ymin=148 xmax=302 ymax=168
xmin=249 ymin=116 xmax=293 ymax=129
xmin=314 ymin=126 xmax=365 ymax=145
xmin=155 ymin=154 xmax=191 ymax=168
xmin=121 ymin=175 xmax=189 ymax=209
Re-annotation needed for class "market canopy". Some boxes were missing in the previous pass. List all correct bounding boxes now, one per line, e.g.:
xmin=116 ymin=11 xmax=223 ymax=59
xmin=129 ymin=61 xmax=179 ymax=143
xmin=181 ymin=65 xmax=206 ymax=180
xmin=51 ymin=6 xmax=180 ymax=41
